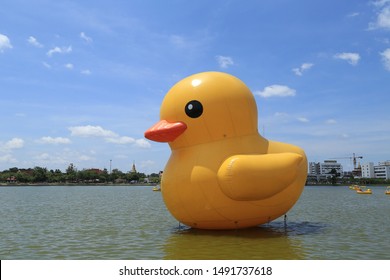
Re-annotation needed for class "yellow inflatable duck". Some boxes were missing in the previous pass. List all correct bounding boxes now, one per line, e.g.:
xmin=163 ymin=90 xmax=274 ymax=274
xmin=145 ymin=72 xmax=307 ymax=230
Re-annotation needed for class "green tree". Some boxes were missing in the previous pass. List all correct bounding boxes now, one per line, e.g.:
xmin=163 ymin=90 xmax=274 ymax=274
xmin=8 ymin=167 xmax=19 ymax=173
xmin=328 ymin=168 xmax=340 ymax=185
xmin=66 ymin=163 xmax=77 ymax=182
xmin=47 ymin=169 xmax=65 ymax=183
xmin=32 ymin=167 xmax=48 ymax=183
xmin=127 ymin=172 xmax=140 ymax=183
xmin=110 ymin=168 xmax=123 ymax=181
xmin=16 ymin=172 xmax=32 ymax=183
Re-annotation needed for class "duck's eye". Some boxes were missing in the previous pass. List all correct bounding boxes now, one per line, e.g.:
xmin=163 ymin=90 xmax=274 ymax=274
xmin=185 ymin=100 xmax=203 ymax=118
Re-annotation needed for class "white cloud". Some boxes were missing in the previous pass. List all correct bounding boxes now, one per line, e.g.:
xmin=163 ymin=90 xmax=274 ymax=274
xmin=274 ymin=112 xmax=289 ymax=118
xmin=372 ymin=0 xmax=390 ymax=7
xmin=167 ymin=33 xmax=210 ymax=54
xmin=0 ymin=154 xmax=18 ymax=163
xmin=80 ymin=32 xmax=92 ymax=43
xmin=69 ymin=125 xmax=118 ymax=138
xmin=8 ymin=138 xmax=24 ymax=149
xmin=334 ymin=52 xmax=360 ymax=65
xmin=36 ymin=153 xmax=51 ymax=161
xmin=0 ymin=33 xmax=12 ymax=53
xmin=81 ymin=69 xmax=91 ymax=75
xmin=292 ymin=63 xmax=314 ymax=76
xmin=370 ymin=1 xmax=390 ymax=29
xmin=2 ymin=138 xmax=24 ymax=150
xmin=42 ymin=62 xmax=52 ymax=69
xmin=134 ymin=139 xmax=151 ymax=148
xmin=114 ymin=154 xmax=128 ymax=159
xmin=271 ymin=112 xmax=309 ymax=123
xmin=68 ymin=125 xmax=151 ymax=149
xmin=380 ymin=48 xmax=390 ymax=70
xmin=170 ymin=35 xmax=184 ymax=46
xmin=255 ymin=85 xmax=296 ymax=98
xmin=140 ymin=160 xmax=156 ymax=169
xmin=0 ymin=138 xmax=24 ymax=161
xmin=347 ymin=12 xmax=360 ymax=18
xmin=31 ymin=149 xmax=98 ymax=167
xmin=297 ymin=117 xmax=309 ymax=123
xmin=47 ymin=46 xmax=72 ymax=57
xmin=27 ymin=36 xmax=43 ymax=48
xmin=106 ymin=136 xmax=151 ymax=148
xmin=78 ymin=155 xmax=94 ymax=161
xmin=326 ymin=119 xmax=337 ymax=124
xmin=216 ymin=55 xmax=234 ymax=68
xmin=34 ymin=152 xmax=75 ymax=165
xmin=39 ymin=136 xmax=71 ymax=144
xmin=64 ymin=63 xmax=74 ymax=69
xmin=106 ymin=136 xmax=136 ymax=144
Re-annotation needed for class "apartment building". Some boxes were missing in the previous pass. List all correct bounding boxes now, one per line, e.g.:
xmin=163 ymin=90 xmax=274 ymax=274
xmin=361 ymin=161 xmax=390 ymax=179
xmin=309 ymin=160 xmax=343 ymax=177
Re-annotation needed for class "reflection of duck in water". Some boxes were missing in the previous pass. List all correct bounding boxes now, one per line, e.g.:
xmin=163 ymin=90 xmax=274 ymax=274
xmin=145 ymin=72 xmax=307 ymax=230
xmin=163 ymin=223 xmax=308 ymax=260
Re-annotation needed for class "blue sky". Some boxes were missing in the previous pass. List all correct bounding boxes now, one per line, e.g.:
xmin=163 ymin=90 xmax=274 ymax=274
xmin=1 ymin=0 xmax=390 ymax=174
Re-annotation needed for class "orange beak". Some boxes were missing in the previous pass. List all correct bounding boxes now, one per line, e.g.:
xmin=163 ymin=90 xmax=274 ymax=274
xmin=144 ymin=120 xmax=187 ymax=142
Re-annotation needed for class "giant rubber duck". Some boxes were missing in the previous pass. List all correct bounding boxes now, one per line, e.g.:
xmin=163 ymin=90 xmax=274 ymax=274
xmin=145 ymin=72 xmax=307 ymax=230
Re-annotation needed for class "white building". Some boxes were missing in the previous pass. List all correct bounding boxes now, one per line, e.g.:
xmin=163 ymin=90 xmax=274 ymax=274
xmin=308 ymin=162 xmax=320 ymax=176
xmin=361 ymin=162 xmax=375 ymax=178
xmin=361 ymin=161 xmax=390 ymax=179
xmin=374 ymin=161 xmax=390 ymax=179
xmin=309 ymin=160 xmax=343 ymax=177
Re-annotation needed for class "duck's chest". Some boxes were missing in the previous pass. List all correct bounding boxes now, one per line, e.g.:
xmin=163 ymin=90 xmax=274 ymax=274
xmin=163 ymin=141 xmax=242 ymax=188
xmin=163 ymin=147 xmax=219 ymax=186
xmin=163 ymin=137 xmax=267 ymax=188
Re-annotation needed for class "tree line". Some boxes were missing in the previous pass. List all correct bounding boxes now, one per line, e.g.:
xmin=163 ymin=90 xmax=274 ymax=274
xmin=0 ymin=164 xmax=161 ymax=184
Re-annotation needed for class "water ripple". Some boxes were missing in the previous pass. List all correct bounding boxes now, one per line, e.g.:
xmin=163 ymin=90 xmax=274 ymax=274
xmin=1 ymin=185 xmax=389 ymax=259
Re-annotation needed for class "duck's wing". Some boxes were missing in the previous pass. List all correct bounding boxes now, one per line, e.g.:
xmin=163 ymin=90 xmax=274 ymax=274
xmin=217 ymin=153 xmax=303 ymax=201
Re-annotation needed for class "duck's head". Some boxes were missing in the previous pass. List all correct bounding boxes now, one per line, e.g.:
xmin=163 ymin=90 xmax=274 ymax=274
xmin=145 ymin=72 xmax=259 ymax=149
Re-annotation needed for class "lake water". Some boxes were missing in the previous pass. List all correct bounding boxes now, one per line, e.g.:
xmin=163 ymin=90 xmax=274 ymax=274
xmin=0 ymin=185 xmax=389 ymax=260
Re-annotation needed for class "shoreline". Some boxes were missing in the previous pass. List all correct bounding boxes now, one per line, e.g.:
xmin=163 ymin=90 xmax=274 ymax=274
xmin=0 ymin=182 xmax=158 ymax=187
xmin=1 ymin=183 xmax=388 ymax=187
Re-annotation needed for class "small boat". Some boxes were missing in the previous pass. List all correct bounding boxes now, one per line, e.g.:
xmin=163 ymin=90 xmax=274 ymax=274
xmin=349 ymin=185 xmax=360 ymax=190
xmin=356 ymin=186 xmax=372 ymax=194
xmin=152 ymin=186 xmax=161 ymax=192
xmin=385 ymin=187 xmax=390 ymax=195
